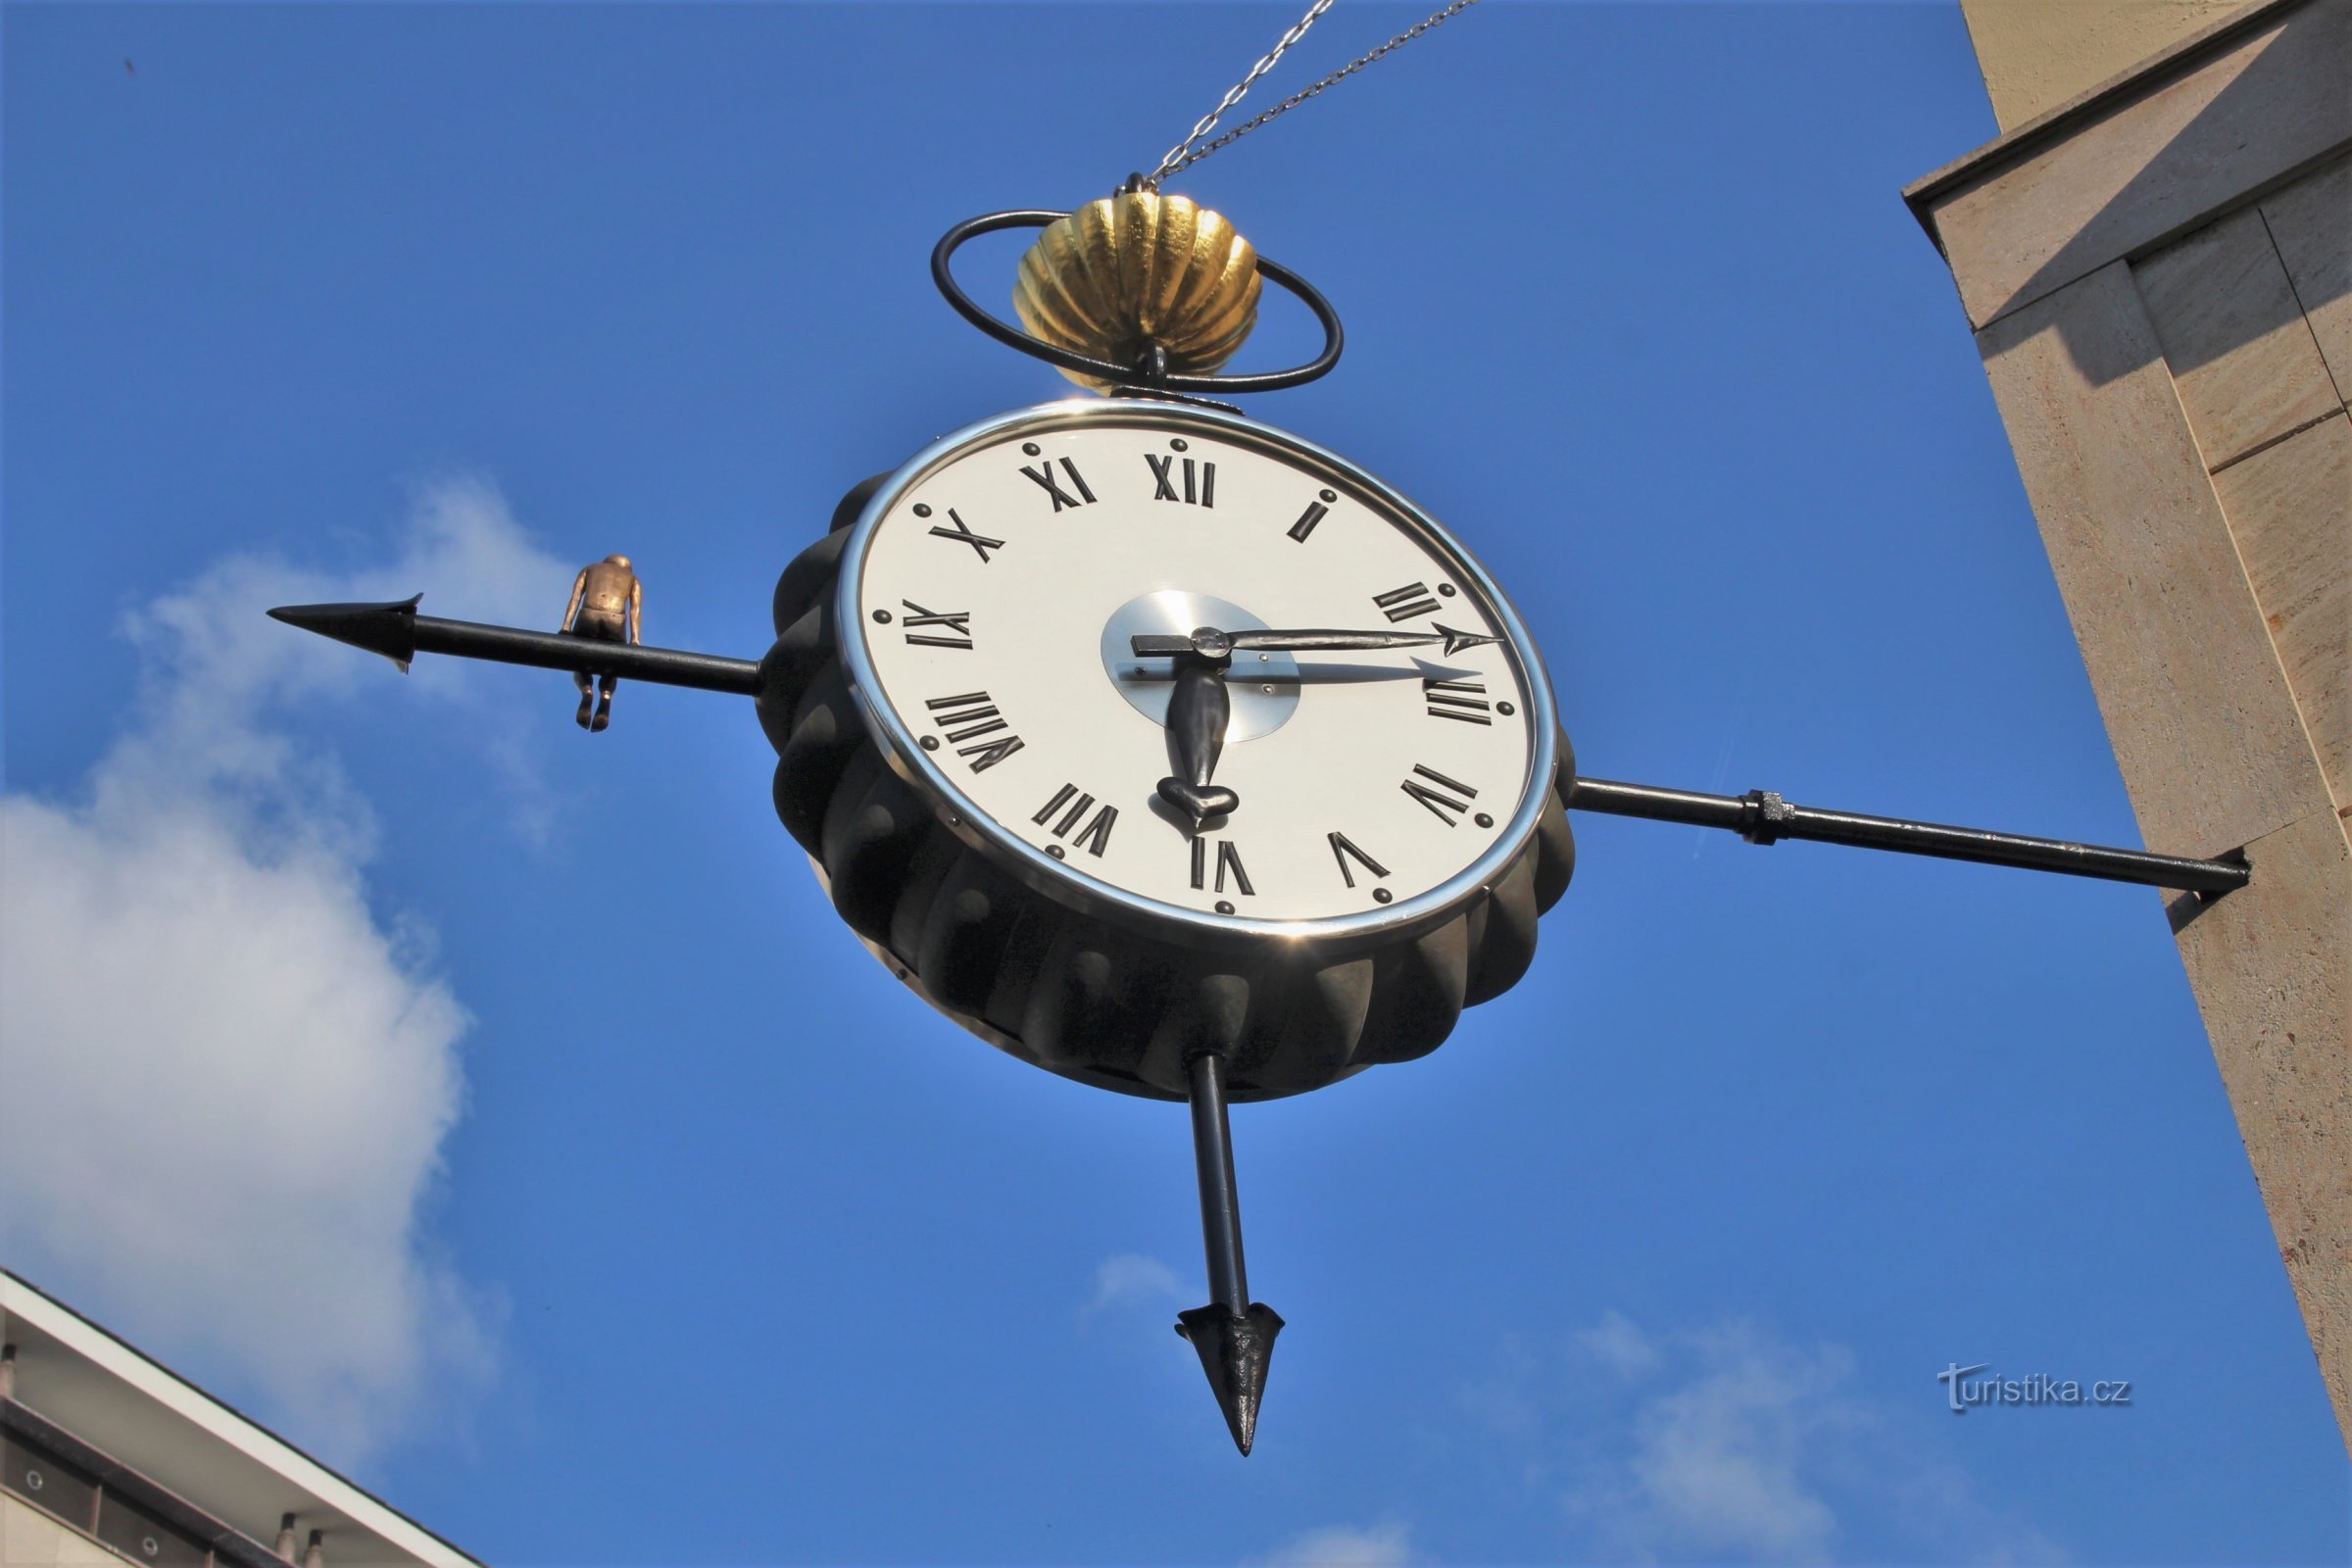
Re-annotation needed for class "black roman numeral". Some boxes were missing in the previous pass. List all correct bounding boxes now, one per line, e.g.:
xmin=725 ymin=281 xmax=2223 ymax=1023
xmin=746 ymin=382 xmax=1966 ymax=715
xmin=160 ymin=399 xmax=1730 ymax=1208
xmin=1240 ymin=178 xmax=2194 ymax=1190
xmin=1146 ymin=455 xmax=1216 ymax=508
xmin=925 ymin=691 xmax=1025 ymax=772
xmin=1400 ymin=763 xmax=1478 ymax=826
xmin=1327 ymin=831 xmax=1390 ymax=889
xmin=1374 ymin=582 xmax=1441 ymax=622
xmin=1423 ymin=677 xmax=1492 ymax=724
xmin=900 ymin=600 xmax=972 ymax=650
xmin=1021 ymin=458 xmax=1098 ymax=512
xmin=1189 ymin=837 xmax=1254 ymax=897
xmin=930 ymin=509 xmax=1005 ymax=564
xmin=1287 ymin=500 xmax=1328 ymax=542
xmin=1032 ymin=783 xmax=1117 ymax=857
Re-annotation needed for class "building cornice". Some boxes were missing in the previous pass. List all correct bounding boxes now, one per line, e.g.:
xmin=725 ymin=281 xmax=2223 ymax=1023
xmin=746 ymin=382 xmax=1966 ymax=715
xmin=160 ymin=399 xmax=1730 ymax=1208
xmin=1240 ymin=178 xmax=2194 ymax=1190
xmin=1905 ymin=0 xmax=2311 ymax=242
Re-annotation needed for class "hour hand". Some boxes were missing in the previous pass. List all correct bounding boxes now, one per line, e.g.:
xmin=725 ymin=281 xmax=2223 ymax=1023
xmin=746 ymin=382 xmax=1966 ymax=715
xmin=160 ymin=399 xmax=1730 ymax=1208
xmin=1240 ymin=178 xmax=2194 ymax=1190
xmin=1132 ymin=624 xmax=1499 ymax=659
xmin=1157 ymin=658 xmax=1239 ymax=825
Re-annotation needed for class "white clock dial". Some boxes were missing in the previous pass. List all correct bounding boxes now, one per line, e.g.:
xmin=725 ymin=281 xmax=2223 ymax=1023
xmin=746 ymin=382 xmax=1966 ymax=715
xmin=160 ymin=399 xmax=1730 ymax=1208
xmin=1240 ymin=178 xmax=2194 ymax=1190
xmin=837 ymin=401 xmax=1554 ymax=940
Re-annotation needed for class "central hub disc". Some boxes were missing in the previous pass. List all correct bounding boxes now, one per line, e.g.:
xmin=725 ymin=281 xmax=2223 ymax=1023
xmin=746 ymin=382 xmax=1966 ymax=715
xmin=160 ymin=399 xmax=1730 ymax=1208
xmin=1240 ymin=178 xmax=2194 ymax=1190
xmin=1099 ymin=589 xmax=1300 ymax=741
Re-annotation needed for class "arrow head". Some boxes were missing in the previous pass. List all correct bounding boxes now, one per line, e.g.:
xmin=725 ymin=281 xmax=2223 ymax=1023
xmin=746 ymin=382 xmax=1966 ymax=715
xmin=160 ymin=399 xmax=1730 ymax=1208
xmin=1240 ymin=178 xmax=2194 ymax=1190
xmin=1434 ymin=622 xmax=1500 ymax=658
xmin=268 ymin=595 xmax=424 ymax=672
xmin=1175 ymin=1302 xmax=1284 ymax=1455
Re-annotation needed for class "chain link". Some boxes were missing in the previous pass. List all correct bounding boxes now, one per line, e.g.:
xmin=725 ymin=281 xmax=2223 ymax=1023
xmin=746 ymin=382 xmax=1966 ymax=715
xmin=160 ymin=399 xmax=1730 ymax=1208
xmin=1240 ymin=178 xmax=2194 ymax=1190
xmin=1149 ymin=0 xmax=1483 ymax=186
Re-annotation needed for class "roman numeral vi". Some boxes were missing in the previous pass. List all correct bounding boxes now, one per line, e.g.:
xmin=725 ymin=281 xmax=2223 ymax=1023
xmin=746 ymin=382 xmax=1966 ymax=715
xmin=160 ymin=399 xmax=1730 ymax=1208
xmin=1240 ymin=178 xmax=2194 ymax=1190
xmin=1189 ymin=837 xmax=1254 ymax=897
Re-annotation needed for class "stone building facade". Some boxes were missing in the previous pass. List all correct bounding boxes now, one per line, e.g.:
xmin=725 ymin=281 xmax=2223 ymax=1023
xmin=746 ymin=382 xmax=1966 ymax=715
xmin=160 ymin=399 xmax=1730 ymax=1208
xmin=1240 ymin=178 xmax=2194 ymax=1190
xmin=1909 ymin=0 xmax=2349 ymax=1440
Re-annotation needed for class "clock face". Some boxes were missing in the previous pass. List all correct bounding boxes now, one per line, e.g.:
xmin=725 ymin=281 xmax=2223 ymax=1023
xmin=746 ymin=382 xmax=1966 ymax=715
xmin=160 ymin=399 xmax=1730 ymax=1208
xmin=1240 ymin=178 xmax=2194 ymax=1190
xmin=835 ymin=400 xmax=1555 ymax=943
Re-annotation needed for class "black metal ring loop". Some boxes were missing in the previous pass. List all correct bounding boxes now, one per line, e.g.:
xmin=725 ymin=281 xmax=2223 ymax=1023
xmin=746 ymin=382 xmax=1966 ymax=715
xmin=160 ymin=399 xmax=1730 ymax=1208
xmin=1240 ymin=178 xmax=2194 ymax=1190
xmin=930 ymin=209 xmax=1345 ymax=395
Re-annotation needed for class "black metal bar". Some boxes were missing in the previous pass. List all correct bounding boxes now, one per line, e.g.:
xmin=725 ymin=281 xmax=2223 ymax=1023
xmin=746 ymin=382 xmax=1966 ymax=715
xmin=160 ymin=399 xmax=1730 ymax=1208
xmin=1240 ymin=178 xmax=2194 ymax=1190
xmin=268 ymin=598 xmax=762 ymax=695
xmin=412 ymin=615 xmax=762 ymax=695
xmin=1187 ymin=1052 xmax=1250 ymax=1316
xmin=1565 ymin=776 xmax=2250 ymax=896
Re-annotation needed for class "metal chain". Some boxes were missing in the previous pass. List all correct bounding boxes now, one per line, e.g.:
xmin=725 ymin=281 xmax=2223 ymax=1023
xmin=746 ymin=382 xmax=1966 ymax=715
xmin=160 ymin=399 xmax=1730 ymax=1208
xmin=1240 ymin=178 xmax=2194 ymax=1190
xmin=1148 ymin=0 xmax=1338 ymax=186
xmin=1148 ymin=0 xmax=1483 ymax=186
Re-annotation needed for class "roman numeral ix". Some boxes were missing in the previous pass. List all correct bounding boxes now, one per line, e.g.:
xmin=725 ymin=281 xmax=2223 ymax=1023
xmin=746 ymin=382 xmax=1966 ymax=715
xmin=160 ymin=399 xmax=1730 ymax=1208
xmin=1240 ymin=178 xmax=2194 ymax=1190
xmin=1400 ymin=763 xmax=1479 ymax=826
xmin=1424 ymin=677 xmax=1492 ymax=724
xmin=900 ymin=600 xmax=972 ymax=650
xmin=1146 ymin=454 xmax=1216 ymax=508
xmin=1021 ymin=457 xmax=1098 ymax=512
xmin=924 ymin=691 xmax=1025 ymax=772
xmin=1374 ymin=581 xmax=1441 ymax=622
xmin=1032 ymin=783 xmax=1117 ymax=858
xmin=1189 ymin=837 xmax=1254 ymax=897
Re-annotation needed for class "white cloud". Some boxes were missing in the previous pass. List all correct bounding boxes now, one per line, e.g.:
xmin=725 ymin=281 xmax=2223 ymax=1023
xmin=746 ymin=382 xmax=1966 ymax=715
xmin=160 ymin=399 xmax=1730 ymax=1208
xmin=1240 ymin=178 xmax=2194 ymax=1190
xmin=1085 ymin=1251 xmax=1183 ymax=1313
xmin=0 ymin=479 xmax=565 ymax=1463
xmin=1563 ymin=1320 xmax=1853 ymax=1561
xmin=1254 ymin=1522 xmax=1420 ymax=1568
xmin=1467 ymin=1313 xmax=2067 ymax=1565
xmin=1576 ymin=1307 xmax=1663 ymax=1381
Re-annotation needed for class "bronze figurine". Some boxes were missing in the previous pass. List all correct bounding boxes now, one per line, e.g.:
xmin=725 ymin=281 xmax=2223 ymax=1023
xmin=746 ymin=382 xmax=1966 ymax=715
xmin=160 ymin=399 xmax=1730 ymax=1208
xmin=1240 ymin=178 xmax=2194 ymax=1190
xmin=560 ymin=555 xmax=642 ymax=731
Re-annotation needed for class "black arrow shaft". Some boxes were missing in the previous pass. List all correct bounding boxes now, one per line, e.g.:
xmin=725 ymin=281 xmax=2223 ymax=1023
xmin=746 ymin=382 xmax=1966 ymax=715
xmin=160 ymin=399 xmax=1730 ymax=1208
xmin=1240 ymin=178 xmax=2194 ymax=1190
xmin=1565 ymin=776 xmax=2249 ymax=895
xmin=270 ymin=598 xmax=765 ymax=696
xmin=411 ymin=614 xmax=762 ymax=695
xmin=279 ymin=603 xmax=2244 ymax=894
xmin=1187 ymin=1052 xmax=1250 ymax=1316
xmin=1178 ymin=1050 xmax=1284 ymax=1453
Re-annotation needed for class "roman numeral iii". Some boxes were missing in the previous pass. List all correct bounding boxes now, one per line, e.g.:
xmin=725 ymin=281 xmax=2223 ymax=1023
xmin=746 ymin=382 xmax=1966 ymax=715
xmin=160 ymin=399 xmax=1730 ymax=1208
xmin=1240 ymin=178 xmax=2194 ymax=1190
xmin=1146 ymin=454 xmax=1216 ymax=507
xmin=900 ymin=600 xmax=972 ymax=650
xmin=1400 ymin=763 xmax=1479 ymax=826
xmin=1423 ymin=677 xmax=1491 ymax=724
xmin=924 ymin=691 xmax=1025 ymax=772
xmin=1032 ymin=783 xmax=1117 ymax=857
xmin=1373 ymin=582 xmax=1441 ymax=622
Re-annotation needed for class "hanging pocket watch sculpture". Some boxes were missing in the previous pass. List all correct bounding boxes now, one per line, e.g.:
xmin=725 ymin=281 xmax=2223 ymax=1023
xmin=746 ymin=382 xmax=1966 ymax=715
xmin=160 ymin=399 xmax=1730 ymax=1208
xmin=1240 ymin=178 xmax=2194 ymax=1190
xmin=756 ymin=180 xmax=1574 ymax=1451
xmin=268 ymin=0 xmax=2250 ymax=1455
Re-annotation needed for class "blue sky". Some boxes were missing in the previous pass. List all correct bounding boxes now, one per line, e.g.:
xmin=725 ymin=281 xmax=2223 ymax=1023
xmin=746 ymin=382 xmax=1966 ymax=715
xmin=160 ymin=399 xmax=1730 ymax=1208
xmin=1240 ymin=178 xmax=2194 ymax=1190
xmin=3 ymin=2 xmax=2344 ymax=1562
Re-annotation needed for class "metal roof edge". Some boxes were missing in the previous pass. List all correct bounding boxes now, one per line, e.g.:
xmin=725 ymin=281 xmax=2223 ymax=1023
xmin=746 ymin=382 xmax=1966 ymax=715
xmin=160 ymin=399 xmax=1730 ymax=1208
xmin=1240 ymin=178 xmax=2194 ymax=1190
xmin=1 ymin=1269 xmax=489 ymax=1568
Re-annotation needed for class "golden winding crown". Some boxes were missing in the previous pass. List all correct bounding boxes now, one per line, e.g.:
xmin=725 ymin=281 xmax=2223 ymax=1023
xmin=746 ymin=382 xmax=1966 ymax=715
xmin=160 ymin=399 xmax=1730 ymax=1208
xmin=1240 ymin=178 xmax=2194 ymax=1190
xmin=1013 ymin=190 xmax=1261 ymax=392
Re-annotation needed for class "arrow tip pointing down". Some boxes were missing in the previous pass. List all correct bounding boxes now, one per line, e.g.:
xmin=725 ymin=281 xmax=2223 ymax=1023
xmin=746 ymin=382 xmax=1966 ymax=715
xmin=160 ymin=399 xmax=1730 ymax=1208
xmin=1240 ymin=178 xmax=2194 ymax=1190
xmin=1176 ymin=1302 xmax=1284 ymax=1455
xmin=268 ymin=595 xmax=423 ymax=671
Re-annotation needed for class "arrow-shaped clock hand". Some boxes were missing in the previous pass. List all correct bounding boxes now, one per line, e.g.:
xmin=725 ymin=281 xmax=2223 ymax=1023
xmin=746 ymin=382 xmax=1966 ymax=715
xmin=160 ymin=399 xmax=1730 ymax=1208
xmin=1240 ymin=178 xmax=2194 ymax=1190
xmin=1157 ymin=654 xmax=1240 ymax=826
xmin=1120 ymin=660 xmax=1469 ymax=688
xmin=1132 ymin=623 xmax=1500 ymax=660
xmin=267 ymin=600 xmax=2250 ymax=894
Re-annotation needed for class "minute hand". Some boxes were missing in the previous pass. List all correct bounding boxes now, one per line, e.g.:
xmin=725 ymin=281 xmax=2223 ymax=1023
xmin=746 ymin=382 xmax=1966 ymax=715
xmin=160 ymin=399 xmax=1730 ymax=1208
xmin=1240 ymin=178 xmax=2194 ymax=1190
xmin=1131 ymin=624 xmax=1499 ymax=658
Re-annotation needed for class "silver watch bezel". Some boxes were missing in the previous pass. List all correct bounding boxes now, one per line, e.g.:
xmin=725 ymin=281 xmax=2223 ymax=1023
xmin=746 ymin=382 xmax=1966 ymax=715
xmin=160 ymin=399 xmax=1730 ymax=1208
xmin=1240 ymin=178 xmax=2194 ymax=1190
xmin=834 ymin=397 xmax=1558 ymax=953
